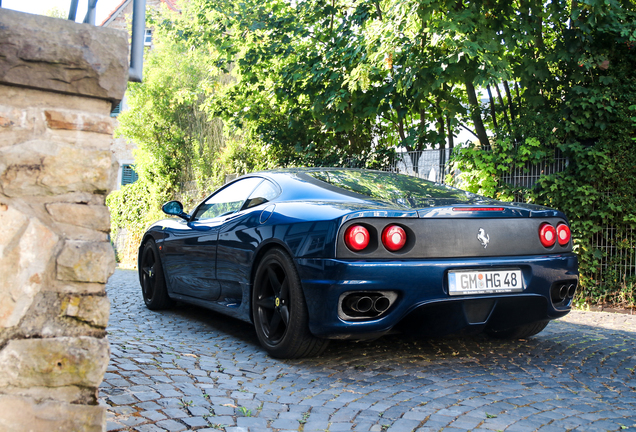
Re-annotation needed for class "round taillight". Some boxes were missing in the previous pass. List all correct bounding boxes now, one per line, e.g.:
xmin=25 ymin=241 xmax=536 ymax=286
xmin=557 ymin=223 xmax=571 ymax=246
xmin=345 ymin=225 xmax=370 ymax=251
xmin=539 ymin=223 xmax=556 ymax=248
xmin=382 ymin=225 xmax=407 ymax=252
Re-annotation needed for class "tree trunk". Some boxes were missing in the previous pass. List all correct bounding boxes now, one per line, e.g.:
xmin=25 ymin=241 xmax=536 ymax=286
xmin=435 ymin=99 xmax=446 ymax=182
xmin=465 ymin=79 xmax=491 ymax=148
xmin=438 ymin=125 xmax=446 ymax=183
xmin=375 ymin=1 xmax=383 ymax=20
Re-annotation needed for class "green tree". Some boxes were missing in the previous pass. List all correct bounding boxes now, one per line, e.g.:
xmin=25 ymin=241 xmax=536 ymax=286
xmin=44 ymin=7 xmax=66 ymax=19
xmin=111 ymin=0 xmax=636 ymax=304
xmin=160 ymin=0 xmax=400 ymax=167
xmin=108 ymin=18 xmax=273 ymax=264
xmin=116 ymin=34 xmax=223 ymax=196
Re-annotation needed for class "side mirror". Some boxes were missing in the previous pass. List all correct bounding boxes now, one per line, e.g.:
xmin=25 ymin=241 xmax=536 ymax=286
xmin=162 ymin=201 xmax=190 ymax=221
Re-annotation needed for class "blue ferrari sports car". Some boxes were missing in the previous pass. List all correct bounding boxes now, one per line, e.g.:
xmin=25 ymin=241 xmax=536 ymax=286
xmin=138 ymin=168 xmax=578 ymax=358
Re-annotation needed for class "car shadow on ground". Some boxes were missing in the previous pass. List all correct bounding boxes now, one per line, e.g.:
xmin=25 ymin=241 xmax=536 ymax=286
xmin=156 ymin=301 xmax=636 ymax=376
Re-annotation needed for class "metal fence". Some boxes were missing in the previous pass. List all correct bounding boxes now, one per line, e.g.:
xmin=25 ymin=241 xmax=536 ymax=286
xmin=390 ymin=149 xmax=453 ymax=183
xmin=389 ymin=148 xmax=568 ymax=188
xmin=590 ymin=226 xmax=636 ymax=285
xmin=500 ymin=149 xmax=569 ymax=189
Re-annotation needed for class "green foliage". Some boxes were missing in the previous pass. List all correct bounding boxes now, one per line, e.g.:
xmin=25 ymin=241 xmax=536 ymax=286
xmin=217 ymin=138 xmax=274 ymax=177
xmin=452 ymin=137 xmax=548 ymax=201
xmin=44 ymin=7 xmax=67 ymax=18
xmin=108 ymin=15 xmax=254 ymax=264
xmin=162 ymin=0 xmax=462 ymax=162
xmin=451 ymin=0 xmax=636 ymax=305
xmin=107 ymin=0 xmax=636 ymax=308
xmin=115 ymin=33 xmax=224 ymax=195
xmin=106 ymin=179 xmax=163 ymax=264
xmin=107 ymin=181 xmax=156 ymax=239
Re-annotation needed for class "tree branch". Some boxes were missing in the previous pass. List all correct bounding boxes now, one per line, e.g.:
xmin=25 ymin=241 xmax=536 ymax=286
xmin=486 ymin=84 xmax=499 ymax=131
xmin=495 ymin=84 xmax=512 ymax=134
xmin=375 ymin=2 xmax=383 ymax=21
xmin=459 ymin=122 xmax=479 ymax=140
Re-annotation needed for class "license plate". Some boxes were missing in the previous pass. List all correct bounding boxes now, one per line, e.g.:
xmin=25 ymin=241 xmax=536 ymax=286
xmin=448 ymin=269 xmax=524 ymax=296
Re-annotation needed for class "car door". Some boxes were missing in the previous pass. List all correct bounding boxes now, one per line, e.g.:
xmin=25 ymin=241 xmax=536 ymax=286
xmin=216 ymin=178 xmax=282 ymax=301
xmin=161 ymin=177 xmax=264 ymax=300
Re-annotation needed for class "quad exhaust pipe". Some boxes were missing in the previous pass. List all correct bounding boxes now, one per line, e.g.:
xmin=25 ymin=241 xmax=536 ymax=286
xmin=345 ymin=296 xmax=374 ymax=314
xmin=340 ymin=292 xmax=397 ymax=320
xmin=551 ymin=281 xmax=578 ymax=305
xmin=567 ymin=283 xmax=576 ymax=297
xmin=373 ymin=296 xmax=391 ymax=313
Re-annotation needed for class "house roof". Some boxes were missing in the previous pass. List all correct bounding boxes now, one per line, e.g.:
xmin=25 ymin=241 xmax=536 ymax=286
xmin=100 ymin=0 xmax=179 ymax=27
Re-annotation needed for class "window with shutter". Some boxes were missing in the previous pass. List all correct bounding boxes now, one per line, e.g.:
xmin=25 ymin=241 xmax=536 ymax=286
xmin=121 ymin=164 xmax=139 ymax=186
xmin=144 ymin=29 xmax=153 ymax=46
xmin=111 ymin=101 xmax=122 ymax=117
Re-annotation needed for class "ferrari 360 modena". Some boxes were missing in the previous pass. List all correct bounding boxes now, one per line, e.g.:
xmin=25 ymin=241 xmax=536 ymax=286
xmin=138 ymin=169 xmax=578 ymax=358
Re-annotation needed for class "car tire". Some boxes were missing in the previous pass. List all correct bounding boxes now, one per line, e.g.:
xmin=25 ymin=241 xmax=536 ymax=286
xmin=252 ymin=248 xmax=329 ymax=359
xmin=486 ymin=320 xmax=550 ymax=339
xmin=139 ymin=240 xmax=174 ymax=310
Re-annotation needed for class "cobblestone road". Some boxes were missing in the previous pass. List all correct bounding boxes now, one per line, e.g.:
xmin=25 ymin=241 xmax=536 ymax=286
xmin=101 ymin=269 xmax=636 ymax=432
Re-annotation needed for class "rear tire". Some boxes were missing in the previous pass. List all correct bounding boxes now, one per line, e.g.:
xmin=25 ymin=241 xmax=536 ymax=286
xmin=252 ymin=248 xmax=329 ymax=358
xmin=486 ymin=320 xmax=549 ymax=339
xmin=139 ymin=240 xmax=174 ymax=310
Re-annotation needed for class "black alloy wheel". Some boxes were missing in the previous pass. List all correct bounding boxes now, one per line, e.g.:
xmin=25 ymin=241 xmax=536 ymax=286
xmin=252 ymin=248 xmax=329 ymax=358
xmin=139 ymin=240 xmax=173 ymax=310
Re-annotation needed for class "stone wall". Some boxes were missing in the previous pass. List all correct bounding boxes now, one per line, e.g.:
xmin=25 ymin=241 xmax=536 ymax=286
xmin=0 ymin=9 xmax=128 ymax=431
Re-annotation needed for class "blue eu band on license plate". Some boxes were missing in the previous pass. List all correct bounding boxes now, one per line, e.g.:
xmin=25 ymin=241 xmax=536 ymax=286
xmin=448 ymin=269 xmax=524 ymax=295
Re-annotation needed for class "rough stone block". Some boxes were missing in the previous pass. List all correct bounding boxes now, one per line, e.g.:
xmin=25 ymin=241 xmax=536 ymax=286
xmin=1 ymin=383 xmax=95 ymax=405
xmin=0 ymin=87 xmax=115 ymax=149
xmin=0 ymin=204 xmax=59 ymax=328
xmin=46 ymin=202 xmax=111 ymax=232
xmin=0 ymin=336 xmax=110 ymax=388
xmin=45 ymin=110 xmax=113 ymax=135
xmin=0 ymin=105 xmax=24 ymax=131
xmin=62 ymin=294 xmax=110 ymax=328
xmin=0 ymin=115 xmax=12 ymax=127
xmin=0 ymin=8 xmax=128 ymax=104
xmin=53 ymin=280 xmax=110 ymax=295
xmin=57 ymin=240 xmax=116 ymax=284
xmin=0 ymin=100 xmax=42 ymax=148
xmin=50 ymin=223 xmax=109 ymax=242
xmin=0 ymin=141 xmax=113 ymax=197
xmin=0 ymin=6 xmax=128 ymax=432
xmin=0 ymin=395 xmax=105 ymax=432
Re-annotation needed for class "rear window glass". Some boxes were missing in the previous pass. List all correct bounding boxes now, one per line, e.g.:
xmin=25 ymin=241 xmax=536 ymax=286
xmin=305 ymin=170 xmax=480 ymax=208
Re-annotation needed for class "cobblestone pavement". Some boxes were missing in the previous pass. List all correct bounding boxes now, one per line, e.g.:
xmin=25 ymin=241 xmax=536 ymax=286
xmin=101 ymin=269 xmax=636 ymax=432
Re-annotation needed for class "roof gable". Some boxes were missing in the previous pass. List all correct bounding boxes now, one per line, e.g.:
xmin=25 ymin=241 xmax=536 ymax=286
xmin=101 ymin=0 xmax=178 ymax=27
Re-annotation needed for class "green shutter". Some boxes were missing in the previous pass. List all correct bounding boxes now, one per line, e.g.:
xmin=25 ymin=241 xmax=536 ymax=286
xmin=121 ymin=164 xmax=139 ymax=186
xmin=111 ymin=101 xmax=122 ymax=117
